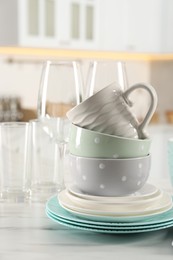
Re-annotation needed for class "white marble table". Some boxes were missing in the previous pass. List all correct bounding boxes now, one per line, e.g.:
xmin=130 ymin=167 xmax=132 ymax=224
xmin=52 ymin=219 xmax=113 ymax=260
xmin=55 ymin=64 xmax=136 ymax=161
xmin=0 ymin=201 xmax=173 ymax=260
xmin=2 ymin=125 xmax=173 ymax=259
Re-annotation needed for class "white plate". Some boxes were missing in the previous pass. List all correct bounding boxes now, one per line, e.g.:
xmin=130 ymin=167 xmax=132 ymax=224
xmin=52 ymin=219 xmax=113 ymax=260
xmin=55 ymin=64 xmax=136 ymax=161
xmin=66 ymin=188 xmax=162 ymax=207
xmin=47 ymin=195 xmax=173 ymax=225
xmin=68 ymin=183 xmax=160 ymax=203
xmin=59 ymin=200 xmax=173 ymax=221
xmin=58 ymin=189 xmax=173 ymax=217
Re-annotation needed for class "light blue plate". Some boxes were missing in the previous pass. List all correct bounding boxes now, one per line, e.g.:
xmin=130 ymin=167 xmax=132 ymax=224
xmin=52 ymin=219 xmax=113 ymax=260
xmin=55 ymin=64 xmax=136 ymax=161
xmin=46 ymin=209 xmax=173 ymax=234
xmin=46 ymin=196 xmax=173 ymax=227
xmin=46 ymin=208 xmax=173 ymax=230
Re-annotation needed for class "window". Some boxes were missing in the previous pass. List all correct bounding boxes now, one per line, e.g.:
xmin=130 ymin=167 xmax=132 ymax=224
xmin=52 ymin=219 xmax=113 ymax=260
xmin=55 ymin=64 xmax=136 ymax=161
xmin=71 ymin=3 xmax=80 ymax=39
xmin=86 ymin=5 xmax=94 ymax=40
xmin=70 ymin=0 xmax=96 ymax=43
xmin=28 ymin=0 xmax=39 ymax=35
xmin=45 ymin=0 xmax=55 ymax=36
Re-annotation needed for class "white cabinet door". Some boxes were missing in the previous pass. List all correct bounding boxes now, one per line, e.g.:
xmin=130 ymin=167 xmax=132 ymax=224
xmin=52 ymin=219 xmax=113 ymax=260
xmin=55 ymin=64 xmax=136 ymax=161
xmin=124 ymin=0 xmax=163 ymax=52
xmin=0 ymin=0 xmax=99 ymax=50
xmin=0 ymin=0 xmax=172 ymax=52
xmin=160 ymin=0 xmax=173 ymax=53
xmin=64 ymin=0 xmax=99 ymax=50
xmin=98 ymin=0 xmax=164 ymax=53
xmin=19 ymin=0 xmax=59 ymax=47
xmin=0 ymin=0 xmax=59 ymax=47
xmin=98 ymin=0 xmax=127 ymax=51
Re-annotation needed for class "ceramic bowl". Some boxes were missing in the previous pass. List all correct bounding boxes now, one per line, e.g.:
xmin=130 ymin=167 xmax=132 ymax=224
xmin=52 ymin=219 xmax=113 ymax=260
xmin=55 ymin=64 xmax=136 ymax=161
xmin=69 ymin=124 xmax=151 ymax=158
xmin=68 ymin=154 xmax=151 ymax=196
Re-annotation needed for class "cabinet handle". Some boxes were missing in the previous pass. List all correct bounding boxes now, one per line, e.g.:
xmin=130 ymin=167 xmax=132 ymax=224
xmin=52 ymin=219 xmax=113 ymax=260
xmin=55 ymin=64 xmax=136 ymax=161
xmin=126 ymin=44 xmax=136 ymax=51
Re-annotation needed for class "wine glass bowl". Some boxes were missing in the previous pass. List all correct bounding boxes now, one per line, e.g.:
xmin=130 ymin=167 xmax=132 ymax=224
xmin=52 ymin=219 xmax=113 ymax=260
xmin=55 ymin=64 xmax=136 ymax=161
xmin=85 ymin=60 xmax=128 ymax=99
xmin=37 ymin=60 xmax=83 ymax=119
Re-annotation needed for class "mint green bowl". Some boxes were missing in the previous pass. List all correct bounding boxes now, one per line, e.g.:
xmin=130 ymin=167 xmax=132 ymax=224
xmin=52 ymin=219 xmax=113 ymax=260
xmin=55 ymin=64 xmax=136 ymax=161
xmin=69 ymin=124 xmax=151 ymax=158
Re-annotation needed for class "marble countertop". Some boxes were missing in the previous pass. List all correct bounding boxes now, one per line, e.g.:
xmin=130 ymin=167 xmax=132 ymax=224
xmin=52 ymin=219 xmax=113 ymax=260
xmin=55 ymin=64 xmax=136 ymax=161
xmin=1 ymin=125 xmax=173 ymax=258
xmin=0 ymin=201 xmax=173 ymax=259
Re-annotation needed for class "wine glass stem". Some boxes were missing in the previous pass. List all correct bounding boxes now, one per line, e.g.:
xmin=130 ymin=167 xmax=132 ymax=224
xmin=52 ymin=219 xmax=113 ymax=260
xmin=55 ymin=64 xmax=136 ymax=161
xmin=57 ymin=142 xmax=66 ymax=191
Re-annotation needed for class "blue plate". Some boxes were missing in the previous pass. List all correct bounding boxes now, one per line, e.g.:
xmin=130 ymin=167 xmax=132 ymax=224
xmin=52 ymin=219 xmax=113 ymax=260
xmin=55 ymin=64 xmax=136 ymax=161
xmin=46 ymin=208 xmax=173 ymax=230
xmin=46 ymin=208 xmax=173 ymax=234
xmin=46 ymin=196 xmax=173 ymax=229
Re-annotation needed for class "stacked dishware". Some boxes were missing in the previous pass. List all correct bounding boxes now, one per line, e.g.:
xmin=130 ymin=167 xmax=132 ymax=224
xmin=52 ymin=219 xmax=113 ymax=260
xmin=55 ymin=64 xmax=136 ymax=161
xmin=46 ymin=81 xmax=173 ymax=234
xmin=66 ymin=82 xmax=156 ymax=196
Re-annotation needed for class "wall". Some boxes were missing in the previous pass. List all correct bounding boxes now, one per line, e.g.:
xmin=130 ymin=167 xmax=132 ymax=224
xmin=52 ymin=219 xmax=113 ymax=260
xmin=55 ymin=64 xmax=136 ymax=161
xmin=150 ymin=61 xmax=173 ymax=123
xmin=0 ymin=57 xmax=42 ymax=109
xmin=0 ymin=57 xmax=150 ymax=110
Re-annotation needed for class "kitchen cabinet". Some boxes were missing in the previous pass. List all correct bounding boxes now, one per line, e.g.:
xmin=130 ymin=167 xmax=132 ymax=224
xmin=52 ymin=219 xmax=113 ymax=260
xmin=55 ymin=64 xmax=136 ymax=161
xmin=124 ymin=0 xmax=163 ymax=53
xmin=0 ymin=0 xmax=172 ymax=53
xmin=58 ymin=0 xmax=99 ymax=49
xmin=124 ymin=0 xmax=173 ymax=53
xmin=98 ymin=0 xmax=127 ymax=51
xmin=0 ymin=0 xmax=99 ymax=49
xmin=0 ymin=0 xmax=57 ymax=47
xmin=160 ymin=0 xmax=173 ymax=53
xmin=99 ymin=0 xmax=164 ymax=53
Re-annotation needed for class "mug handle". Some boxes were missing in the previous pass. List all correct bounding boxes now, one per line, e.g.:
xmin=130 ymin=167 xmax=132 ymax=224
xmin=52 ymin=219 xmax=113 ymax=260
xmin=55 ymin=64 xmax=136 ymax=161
xmin=122 ymin=83 xmax=158 ymax=139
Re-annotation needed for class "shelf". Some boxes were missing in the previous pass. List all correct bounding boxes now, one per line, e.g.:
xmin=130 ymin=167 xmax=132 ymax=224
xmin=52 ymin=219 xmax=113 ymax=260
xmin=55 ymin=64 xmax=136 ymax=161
xmin=0 ymin=47 xmax=173 ymax=61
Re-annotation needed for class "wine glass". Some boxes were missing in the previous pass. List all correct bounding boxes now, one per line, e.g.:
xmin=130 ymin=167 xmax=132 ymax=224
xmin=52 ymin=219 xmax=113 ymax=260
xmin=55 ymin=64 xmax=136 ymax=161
xmin=85 ymin=60 xmax=128 ymax=99
xmin=37 ymin=60 xmax=83 ymax=192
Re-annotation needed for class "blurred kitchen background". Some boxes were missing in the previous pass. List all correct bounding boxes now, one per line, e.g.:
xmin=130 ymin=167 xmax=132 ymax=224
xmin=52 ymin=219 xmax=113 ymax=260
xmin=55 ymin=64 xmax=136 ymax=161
xmin=0 ymin=0 xmax=173 ymax=184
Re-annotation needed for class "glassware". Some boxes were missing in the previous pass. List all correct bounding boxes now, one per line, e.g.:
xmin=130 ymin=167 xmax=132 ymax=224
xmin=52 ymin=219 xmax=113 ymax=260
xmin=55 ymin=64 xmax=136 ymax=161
xmin=37 ymin=60 xmax=83 ymax=194
xmin=85 ymin=60 xmax=128 ymax=99
xmin=0 ymin=122 xmax=30 ymax=202
xmin=29 ymin=119 xmax=63 ymax=202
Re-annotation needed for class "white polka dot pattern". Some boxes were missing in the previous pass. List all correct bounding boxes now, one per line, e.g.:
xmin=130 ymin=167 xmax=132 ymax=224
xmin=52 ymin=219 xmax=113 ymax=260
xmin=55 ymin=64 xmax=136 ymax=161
xmin=94 ymin=137 xmax=100 ymax=144
xmin=69 ymin=123 xmax=151 ymax=159
xmin=121 ymin=176 xmax=127 ymax=182
xmin=113 ymin=154 xmax=119 ymax=158
xmin=99 ymin=163 xmax=105 ymax=169
xmin=138 ymin=163 xmax=142 ymax=169
xmin=82 ymin=175 xmax=87 ymax=181
xmin=69 ymin=153 xmax=150 ymax=196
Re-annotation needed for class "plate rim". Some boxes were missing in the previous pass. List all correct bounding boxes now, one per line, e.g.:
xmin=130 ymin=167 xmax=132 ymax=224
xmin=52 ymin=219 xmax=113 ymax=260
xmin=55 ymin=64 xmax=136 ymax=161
xmin=68 ymin=183 xmax=159 ymax=202
xmin=58 ymin=189 xmax=173 ymax=217
xmin=46 ymin=208 xmax=173 ymax=230
xmin=46 ymin=208 xmax=173 ymax=234
xmin=46 ymin=195 xmax=173 ymax=226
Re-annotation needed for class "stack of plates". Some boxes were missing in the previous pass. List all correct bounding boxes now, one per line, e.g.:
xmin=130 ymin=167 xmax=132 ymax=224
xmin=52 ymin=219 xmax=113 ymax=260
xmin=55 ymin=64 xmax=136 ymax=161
xmin=46 ymin=183 xmax=173 ymax=234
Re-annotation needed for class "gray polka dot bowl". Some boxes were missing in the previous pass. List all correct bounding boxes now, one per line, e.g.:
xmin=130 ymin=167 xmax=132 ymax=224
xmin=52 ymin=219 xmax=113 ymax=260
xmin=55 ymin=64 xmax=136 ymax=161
xmin=68 ymin=154 xmax=151 ymax=197
xmin=69 ymin=124 xmax=151 ymax=159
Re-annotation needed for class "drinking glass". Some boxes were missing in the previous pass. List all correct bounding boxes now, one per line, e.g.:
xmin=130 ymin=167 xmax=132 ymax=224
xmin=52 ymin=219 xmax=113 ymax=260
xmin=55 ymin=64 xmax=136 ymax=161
xmin=28 ymin=119 xmax=63 ymax=202
xmin=37 ymin=60 xmax=83 ymax=192
xmin=0 ymin=122 xmax=30 ymax=202
xmin=85 ymin=60 xmax=128 ymax=99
